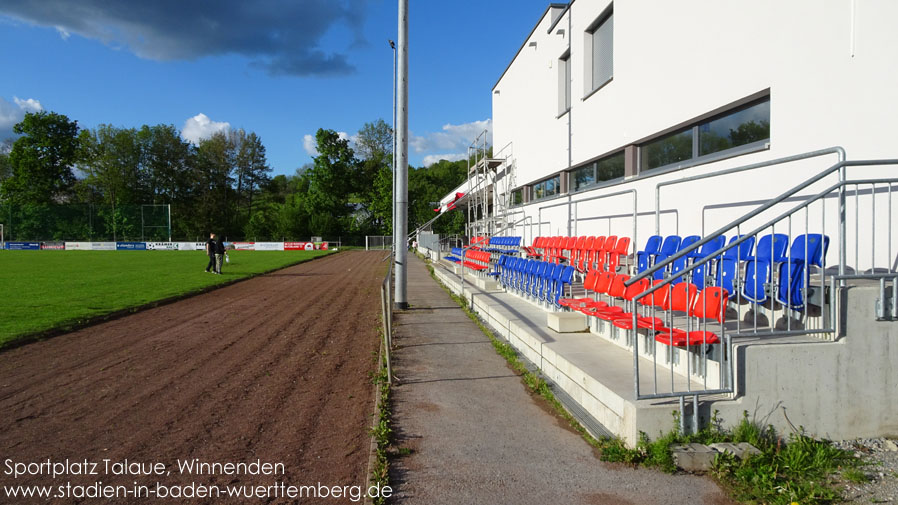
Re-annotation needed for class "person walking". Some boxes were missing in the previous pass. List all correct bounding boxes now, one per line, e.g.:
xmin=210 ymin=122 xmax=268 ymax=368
xmin=205 ymin=233 xmax=217 ymax=273
xmin=214 ymin=236 xmax=226 ymax=274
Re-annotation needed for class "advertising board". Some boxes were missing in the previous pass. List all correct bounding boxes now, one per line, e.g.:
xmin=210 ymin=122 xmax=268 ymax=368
xmin=5 ymin=242 xmax=40 ymax=250
xmin=65 ymin=242 xmax=93 ymax=250
xmin=254 ymin=242 xmax=285 ymax=251
xmin=285 ymin=242 xmax=329 ymax=251
xmin=115 ymin=242 xmax=147 ymax=251
xmin=146 ymin=242 xmax=178 ymax=250
xmin=231 ymin=242 xmax=255 ymax=250
xmin=40 ymin=242 xmax=65 ymax=250
xmin=92 ymin=242 xmax=116 ymax=251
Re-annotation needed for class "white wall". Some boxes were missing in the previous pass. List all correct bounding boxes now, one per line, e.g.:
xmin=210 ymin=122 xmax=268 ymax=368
xmin=493 ymin=0 xmax=898 ymax=273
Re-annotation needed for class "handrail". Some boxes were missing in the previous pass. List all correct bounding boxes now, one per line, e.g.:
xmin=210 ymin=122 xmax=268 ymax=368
xmin=628 ymin=170 xmax=898 ymax=303
xmin=632 ymin=170 xmax=898 ymax=401
xmin=655 ymin=147 xmax=846 ymax=235
xmin=380 ymin=251 xmax=394 ymax=383
xmin=629 ymin=159 xmax=898 ymax=287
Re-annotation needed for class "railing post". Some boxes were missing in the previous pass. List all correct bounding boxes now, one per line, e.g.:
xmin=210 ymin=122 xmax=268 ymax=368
xmin=839 ymin=163 xmax=847 ymax=281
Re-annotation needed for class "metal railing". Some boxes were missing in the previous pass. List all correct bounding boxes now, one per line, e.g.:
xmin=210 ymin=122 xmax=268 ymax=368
xmin=623 ymin=160 xmax=897 ymax=413
xmin=379 ymin=251 xmax=394 ymax=383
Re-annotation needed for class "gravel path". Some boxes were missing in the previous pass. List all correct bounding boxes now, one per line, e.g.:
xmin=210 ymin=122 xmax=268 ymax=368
xmin=834 ymin=438 xmax=898 ymax=503
xmin=388 ymin=255 xmax=734 ymax=505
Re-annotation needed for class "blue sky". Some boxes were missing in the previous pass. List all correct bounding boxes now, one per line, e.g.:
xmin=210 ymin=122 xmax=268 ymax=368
xmin=0 ymin=0 xmax=557 ymax=176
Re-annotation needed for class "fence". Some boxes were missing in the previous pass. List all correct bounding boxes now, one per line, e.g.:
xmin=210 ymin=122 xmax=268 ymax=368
xmin=379 ymin=252 xmax=394 ymax=383
xmin=1 ymin=203 xmax=171 ymax=242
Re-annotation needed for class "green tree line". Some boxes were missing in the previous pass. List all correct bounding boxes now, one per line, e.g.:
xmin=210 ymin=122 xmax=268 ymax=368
xmin=0 ymin=111 xmax=469 ymax=242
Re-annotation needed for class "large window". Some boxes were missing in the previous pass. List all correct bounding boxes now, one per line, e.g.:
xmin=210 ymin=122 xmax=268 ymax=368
xmin=510 ymin=188 xmax=523 ymax=206
xmin=587 ymin=8 xmax=613 ymax=92
xmin=571 ymin=151 xmax=625 ymax=191
xmin=641 ymin=97 xmax=770 ymax=172
xmin=558 ymin=52 xmax=571 ymax=115
xmin=532 ymin=175 xmax=561 ymax=201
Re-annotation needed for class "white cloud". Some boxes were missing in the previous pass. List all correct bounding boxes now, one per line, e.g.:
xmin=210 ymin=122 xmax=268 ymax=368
xmin=302 ymin=134 xmax=318 ymax=156
xmin=0 ymin=96 xmax=44 ymax=145
xmin=181 ymin=113 xmax=230 ymax=144
xmin=410 ymin=119 xmax=491 ymax=154
xmin=13 ymin=96 xmax=42 ymax=113
xmin=422 ymin=153 xmax=468 ymax=167
xmin=301 ymin=131 xmax=357 ymax=157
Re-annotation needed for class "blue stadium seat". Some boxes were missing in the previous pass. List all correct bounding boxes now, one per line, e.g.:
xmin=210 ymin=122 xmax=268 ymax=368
xmin=636 ymin=235 xmax=662 ymax=273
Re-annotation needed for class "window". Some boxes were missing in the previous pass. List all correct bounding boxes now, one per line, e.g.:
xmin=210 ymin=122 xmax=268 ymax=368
xmin=558 ymin=52 xmax=571 ymax=115
xmin=571 ymin=151 xmax=625 ymax=191
xmin=641 ymin=97 xmax=770 ymax=172
xmin=532 ymin=175 xmax=561 ymax=201
xmin=572 ymin=164 xmax=596 ymax=191
xmin=587 ymin=8 xmax=613 ymax=92
xmin=699 ymin=100 xmax=770 ymax=156
xmin=641 ymin=128 xmax=693 ymax=171
xmin=510 ymin=188 xmax=523 ymax=206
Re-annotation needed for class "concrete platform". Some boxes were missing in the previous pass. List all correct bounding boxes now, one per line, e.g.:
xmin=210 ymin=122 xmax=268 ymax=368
xmin=431 ymin=259 xmax=898 ymax=446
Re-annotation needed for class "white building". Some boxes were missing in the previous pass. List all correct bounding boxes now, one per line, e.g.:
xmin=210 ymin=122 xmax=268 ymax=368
xmin=431 ymin=0 xmax=898 ymax=444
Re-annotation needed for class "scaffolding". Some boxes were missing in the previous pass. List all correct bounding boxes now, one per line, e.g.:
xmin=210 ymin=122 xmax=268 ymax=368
xmin=464 ymin=131 xmax=516 ymax=239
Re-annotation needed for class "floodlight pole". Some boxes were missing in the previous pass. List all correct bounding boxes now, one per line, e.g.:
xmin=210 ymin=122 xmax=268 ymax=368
xmin=394 ymin=0 xmax=409 ymax=310
xmin=390 ymin=38 xmax=397 ymax=269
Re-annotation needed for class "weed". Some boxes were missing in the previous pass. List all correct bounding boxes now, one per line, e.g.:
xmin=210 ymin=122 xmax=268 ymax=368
xmin=841 ymin=468 xmax=868 ymax=483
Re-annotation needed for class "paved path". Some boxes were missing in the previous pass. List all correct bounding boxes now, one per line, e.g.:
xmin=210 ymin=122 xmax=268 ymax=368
xmin=388 ymin=254 xmax=734 ymax=505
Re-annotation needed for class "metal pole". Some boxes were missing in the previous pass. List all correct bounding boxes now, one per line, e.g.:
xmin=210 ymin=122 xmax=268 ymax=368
xmin=391 ymin=39 xmax=397 ymax=263
xmin=167 ymin=204 xmax=172 ymax=242
xmin=394 ymin=0 xmax=409 ymax=309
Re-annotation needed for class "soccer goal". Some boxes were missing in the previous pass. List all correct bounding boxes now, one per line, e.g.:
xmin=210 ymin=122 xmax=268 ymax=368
xmin=141 ymin=204 xmax=172 ymax=242
xmin=365 ymin=235 xmax=393 ymax=250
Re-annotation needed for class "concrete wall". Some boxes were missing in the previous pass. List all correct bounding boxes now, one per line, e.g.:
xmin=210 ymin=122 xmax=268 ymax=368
xmin=725 ymin=283 xmax=898 ymax=440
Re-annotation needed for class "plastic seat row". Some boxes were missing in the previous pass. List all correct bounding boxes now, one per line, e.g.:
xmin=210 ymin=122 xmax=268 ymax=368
xmin=559 ymin=270 xmax=727 ymax=347
xmin=444 ymin=247 xmax=491 ymax=273
xmin=637 ymin=232 xmax=829 ymax=312
xmin=482 ymin=236 xmax=522 ymax=254
xmin=499 ymin=257 xmax=575 ymax=307
xmin=524 ymin=235 xmax=631 ymax=273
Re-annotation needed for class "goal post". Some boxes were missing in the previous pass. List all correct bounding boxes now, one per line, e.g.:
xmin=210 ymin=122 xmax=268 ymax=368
xmin=141 ymin=204 xmax=172 ymax=242
xmin=365 ymin=235 xmax=392 ymax=251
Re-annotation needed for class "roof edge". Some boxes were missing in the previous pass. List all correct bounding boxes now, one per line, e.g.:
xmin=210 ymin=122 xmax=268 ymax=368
xmin=491 ymin=3 xmax=570 ymax=92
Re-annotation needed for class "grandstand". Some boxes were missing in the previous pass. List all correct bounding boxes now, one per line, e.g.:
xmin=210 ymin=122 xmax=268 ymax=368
xmin=419 ymin=1 xmax=898 ymax=445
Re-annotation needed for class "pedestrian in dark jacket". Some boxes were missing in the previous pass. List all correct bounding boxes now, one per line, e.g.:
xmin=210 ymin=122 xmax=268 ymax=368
xmin=205 ymin=233 xmax=217 ymax=273
xmin=214 ymin=237 xmax=226 ymax=274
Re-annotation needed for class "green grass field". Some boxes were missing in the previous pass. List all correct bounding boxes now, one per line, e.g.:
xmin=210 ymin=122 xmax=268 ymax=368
xmin=0 ymin=249 xmax=334 ymax=347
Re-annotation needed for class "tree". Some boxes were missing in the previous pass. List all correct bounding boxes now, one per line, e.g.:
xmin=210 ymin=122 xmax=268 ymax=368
xmin=355 ymin=119 xmax=392 ymax=161
xmin=79 ymin=125 xmax=143 ymax=240
xmin=190 ymin=132 xmax=235 ymax=237
xmin=0 ymin=152 xmax=11 ymax=186
xmin=303 ymin=129 xmax=358 ymax=235
xmin=1 ymin=111 xmax=80 ymax=204
xmin=234 ymin=131 xmax=271 ymax=220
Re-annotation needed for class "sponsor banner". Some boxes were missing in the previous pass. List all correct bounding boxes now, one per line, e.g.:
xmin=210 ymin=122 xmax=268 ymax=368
xmin=147 ymin=242 xmax=178 ymax=250
xmin=231 ymin=242 xmax=256 ymax=250
xmin=65 ymin=241 xmax=93 ymax=250
xmin=5 ymin=241 xmax=40 ymax=250
xmin=194 ymin=242 xmax=206 ymax=251
xmin=254 ymin=242 xmax=284 ymax=251
xmin=116 ymin=242 xmax=147 ymax=251
xmin=92 ymin=242 xmax=116 ymax=251
xmin=40 ymin=242 xmax=65 ymax=250
xmin=284 ymin=241 xmax=329 ymax=251
xmin=284 ymin=241 xmax=313 ymax=251
xmin=175 ymin=242 xmax=197 ymax=251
